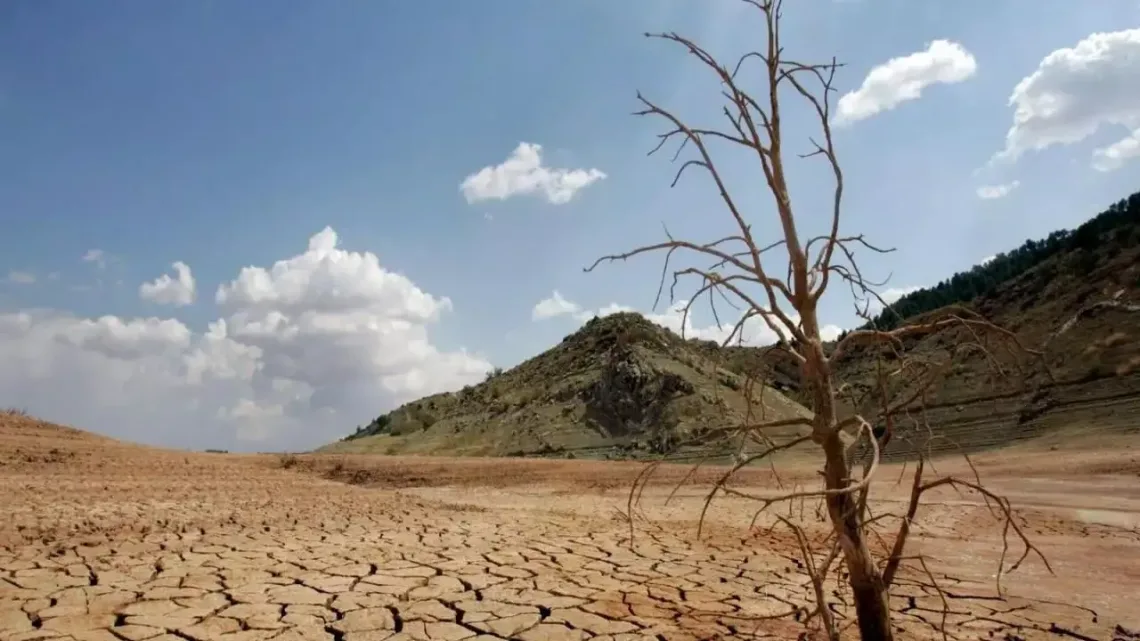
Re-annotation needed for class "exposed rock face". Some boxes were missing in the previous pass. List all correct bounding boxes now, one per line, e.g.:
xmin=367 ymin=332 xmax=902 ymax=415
xmin=582 ymin=340 xmax=694 ymax=441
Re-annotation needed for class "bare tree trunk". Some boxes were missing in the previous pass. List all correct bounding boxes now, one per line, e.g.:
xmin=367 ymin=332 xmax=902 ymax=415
xmin=823 ymin=447 xmax=894 ymax=641
xmin=848 ymin=565 xmax=894 ymax=641
xmin=811 ymin=336 xmax=895 ymax=641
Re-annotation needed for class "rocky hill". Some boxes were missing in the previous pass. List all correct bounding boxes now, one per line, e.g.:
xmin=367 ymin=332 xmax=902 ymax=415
xmin=327 ymin=190 xmax=1140 ymax=461
xmin=323 ymin=312 xmax=811 ymax=459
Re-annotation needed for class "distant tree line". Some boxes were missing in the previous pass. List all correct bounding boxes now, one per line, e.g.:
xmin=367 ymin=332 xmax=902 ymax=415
xmin=861 ymin=190 xmax=1140 ymax=332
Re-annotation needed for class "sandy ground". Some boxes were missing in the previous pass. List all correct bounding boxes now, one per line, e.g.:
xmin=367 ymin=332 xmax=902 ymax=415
xmin=2 ymin=415 xmax=1139 ymax=641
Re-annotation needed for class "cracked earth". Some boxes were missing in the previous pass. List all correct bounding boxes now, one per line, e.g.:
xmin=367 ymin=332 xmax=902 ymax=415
xmin=3 ymin=417 xmax=1140 ymax=641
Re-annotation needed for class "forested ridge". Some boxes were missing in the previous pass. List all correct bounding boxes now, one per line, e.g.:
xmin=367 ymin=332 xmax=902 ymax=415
xmin=864 ymin=191 xmax=1140 ymax=331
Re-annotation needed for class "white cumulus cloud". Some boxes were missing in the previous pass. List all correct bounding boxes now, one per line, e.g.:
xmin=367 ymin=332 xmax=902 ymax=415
xmin=532 ymin=290 xmax=591 ymax=321
xmin=993 ymin=28 xmax=1140 ymax=170
xmin=460 ymin=143 xmax=606 ymax=205
xmin=213 ymin=226 xmax=486 ymax=417
xmin=976 ymin=181 xmax=1020 ymax=200
xmin=880 ymin=286 xmax=921 ymax=305
xmin=58 ymin=315 xmax=192 ymax=360
xmin=140 ymin=261 xmax=196 ymax=306
xmin=862 ymin=285 xmax=922 ymax=316
xmin=0 ymin=228 xmax=491 ymax=452
xmin=1092 ymin=129 xmax=1140 ymax=172
xmin=835 ymin=40 xmax=977 ymax=126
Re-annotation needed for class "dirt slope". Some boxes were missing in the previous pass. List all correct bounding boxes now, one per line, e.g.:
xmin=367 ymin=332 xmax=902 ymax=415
xmin=761 ymin=191 xmax=1140 ymax=459
xmin=0 ymin=409 xmax=126 ymax=471
xmin=326 ymin=313 xmax=810 ymax=459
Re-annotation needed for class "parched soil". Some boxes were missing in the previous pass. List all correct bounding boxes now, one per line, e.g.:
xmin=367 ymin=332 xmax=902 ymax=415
xmin=2 ymin=415 xmax=1140 ymax=641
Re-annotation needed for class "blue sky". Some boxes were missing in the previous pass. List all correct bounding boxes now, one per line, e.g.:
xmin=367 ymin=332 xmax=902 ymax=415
xmin=2 ymin=0 xmax=1139 ymax=451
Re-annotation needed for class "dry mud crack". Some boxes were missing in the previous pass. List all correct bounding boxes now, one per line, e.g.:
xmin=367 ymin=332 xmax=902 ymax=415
xmin=3 ymin=429 xmax=1139 ymax=640
xmin=2 ymin=521 xmax=1113 ymax=641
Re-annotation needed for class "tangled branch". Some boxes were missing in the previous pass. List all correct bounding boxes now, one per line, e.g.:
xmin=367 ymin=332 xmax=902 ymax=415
xmin=588 ymin=1 xmax=1054 ymax=639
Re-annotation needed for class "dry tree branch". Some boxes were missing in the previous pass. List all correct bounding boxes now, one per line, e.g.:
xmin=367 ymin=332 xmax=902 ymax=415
xmin=922 ymin=477 xmax=1052 ymax=595
xmin=880 ymin=456 xmax=1053 ymax=596
xmin=881 ymin=458 xmax=926 ymax=587
xmin=829 ymin=305 xmax=1039 ymax=364
xmin=1044 ymin=296 xmax=1140 ymax=349
xmin=777 ymin=515 xmax=841 ymax=641
xmin=696 ymin=434 xmax=814 ymax=538
xmin=721 ymin=422 xmax=881 ymax=510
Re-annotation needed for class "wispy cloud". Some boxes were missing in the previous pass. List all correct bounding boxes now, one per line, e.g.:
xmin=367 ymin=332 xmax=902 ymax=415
xmin=5 ymin=270 xmax=36 ymax=285
xmin=835 ymin=40 xmax=977 ymax=127
xmin=82 ymin=249 xmax=107 ymax=270
xmin=460 ymin=143 xmax=606 ymax=205
xmin=976 ymin=180 xmax=1020 ymax=200
xmin=532 ymin=290 xmax=593 ymax=322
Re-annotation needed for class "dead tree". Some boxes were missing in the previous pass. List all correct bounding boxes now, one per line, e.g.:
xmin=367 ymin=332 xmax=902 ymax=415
xmin=586 ymin=2 xmax=1050 ymax=639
